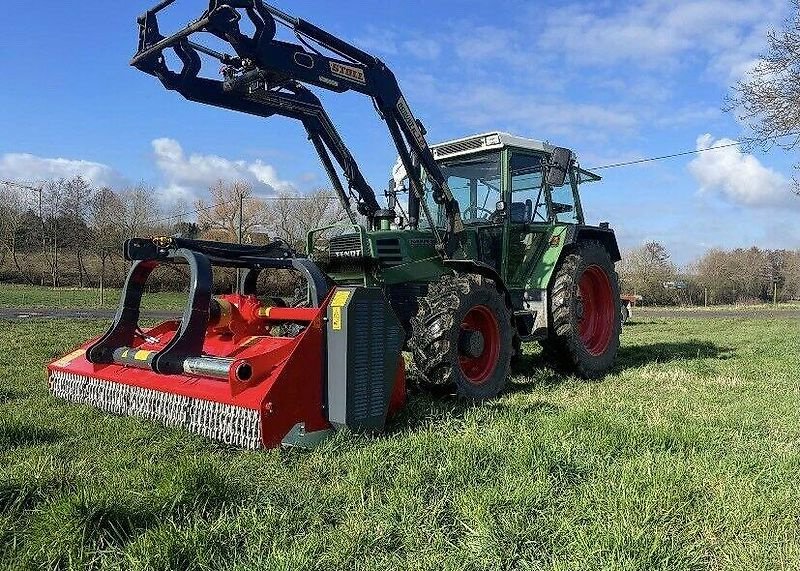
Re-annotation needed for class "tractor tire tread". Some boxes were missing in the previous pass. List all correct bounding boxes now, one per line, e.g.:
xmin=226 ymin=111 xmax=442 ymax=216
xmin=409 ymin=274 xmax=513 ymax=399
xmin=545 ymin=240 xmax=621 ymax=379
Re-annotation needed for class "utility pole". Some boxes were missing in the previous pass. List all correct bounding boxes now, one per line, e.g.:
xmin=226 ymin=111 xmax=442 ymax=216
xmin=2 ymin=180 xmax=46 ymax=286
xmin=236 ymin=191 xmax=244 ymax=293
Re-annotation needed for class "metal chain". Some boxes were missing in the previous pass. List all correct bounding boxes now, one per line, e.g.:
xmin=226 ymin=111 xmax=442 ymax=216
xmin=49 ymin=371 xmax=262 ymax=449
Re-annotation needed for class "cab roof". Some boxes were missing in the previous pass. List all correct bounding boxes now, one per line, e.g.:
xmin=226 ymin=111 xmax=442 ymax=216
xmin=431 ymin=132 xmax=556 ymax=161
xmin=430 ymin=132 xmax=602 ymax=184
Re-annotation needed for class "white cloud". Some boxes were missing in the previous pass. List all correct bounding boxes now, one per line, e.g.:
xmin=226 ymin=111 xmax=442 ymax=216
xmin=0 ymin=140 xmax=297 ymax=205
xmin=152 ymin=138 xmax=295 ymax=196
xmin=404 ymin=38 xmax=441 ymax=60
xmin=453 ymin=26 xmax=519 ymax=62
xmin=356 ymin=27 xmax=442 ymax=60
xmin=414 ymin=82 xmax=637 ymax=139
xmin=689 ymin=133 xmax=797 ymax=208
xmin=538 ymin=0 xmax=786 ymax=80
xmin=0 ymin=153 xmax=120 ymax=187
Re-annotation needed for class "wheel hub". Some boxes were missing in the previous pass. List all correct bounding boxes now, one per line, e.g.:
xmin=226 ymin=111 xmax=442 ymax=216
xmin=577 ymin=265 xmax=614 ymax=356
xmin=458 ymin=305 xmax=501 ymax=385
xmin=458 ymin=329 xmax=485 ymax=358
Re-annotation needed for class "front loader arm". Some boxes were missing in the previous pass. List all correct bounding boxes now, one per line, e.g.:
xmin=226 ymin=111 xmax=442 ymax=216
xmin=131 ymin=0 xmax=463 ymax=251
xmin=133 ymin=7 xmax=375 ymax=220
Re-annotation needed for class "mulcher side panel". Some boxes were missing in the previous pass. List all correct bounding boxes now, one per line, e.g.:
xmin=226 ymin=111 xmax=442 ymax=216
xmin=326 ymin=287 xmax=405 ymax=432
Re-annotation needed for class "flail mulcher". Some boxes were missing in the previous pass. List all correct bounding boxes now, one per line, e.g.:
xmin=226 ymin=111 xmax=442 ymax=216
xmin=49 ymin=0 xmax=623 ymax=449
xmin=49 ymin=238 xmax=406 ymax=449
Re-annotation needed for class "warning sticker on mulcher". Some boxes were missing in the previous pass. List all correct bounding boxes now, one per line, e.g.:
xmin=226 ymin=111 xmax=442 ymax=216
xmin=331 ymin=291 xmax=351 ymax=331
xmin=332 ymin=307 xmax=343 ymax=331
xmin=332 ymin=291 xmax=351 ymax=308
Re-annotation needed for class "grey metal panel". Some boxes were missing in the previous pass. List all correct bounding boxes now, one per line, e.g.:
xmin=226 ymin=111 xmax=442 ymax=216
xmin=325 ymin=287 xmax=404 ymax=432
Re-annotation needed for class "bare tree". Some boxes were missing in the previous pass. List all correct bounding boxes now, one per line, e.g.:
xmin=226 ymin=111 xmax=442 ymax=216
xmin=91 ymin=187 xmax=125 ymax=292
xmin=62 ymin=176 xmax=94 ymax=287
xmin=262 ymin=189 xmax=346 ymax=251
xmin=783 ymin=251 xmax=800 ymax=300
xmin=695 ymin=247 xmax=780 ymax=304
xmin=121 ymin=185 xmax=161 ymax=239
xmin=618 ymin=241 xmax=677 ymax=305
xmin=196 ymin=181 xmax=268 ymax=243
xmin=727 ymin=1 xmax=800 ymax=193
xmin=0 ymin=182 xmax=37 ymax=283
xmin=42 ymin=179 xmax=69 ymax=287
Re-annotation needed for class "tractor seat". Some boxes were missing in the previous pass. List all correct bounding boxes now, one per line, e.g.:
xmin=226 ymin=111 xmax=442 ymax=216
xmin=510 ymin=201 xmax=532 ymax=224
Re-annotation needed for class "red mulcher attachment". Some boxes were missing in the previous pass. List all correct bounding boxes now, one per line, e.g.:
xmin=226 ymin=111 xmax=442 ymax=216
xmin=47 ymin=237 xmax=406 ymax=449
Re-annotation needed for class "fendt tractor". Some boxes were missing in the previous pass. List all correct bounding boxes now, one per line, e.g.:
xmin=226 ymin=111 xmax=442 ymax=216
xmin=49 ymin=0 xmax=622 ymax=449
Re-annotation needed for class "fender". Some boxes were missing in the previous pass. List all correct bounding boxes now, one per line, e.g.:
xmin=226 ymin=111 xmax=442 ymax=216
xmin=566 ymin=225 xmax=622 ymax=262
xmin=443 ymin=259 xmax=512 ymax=307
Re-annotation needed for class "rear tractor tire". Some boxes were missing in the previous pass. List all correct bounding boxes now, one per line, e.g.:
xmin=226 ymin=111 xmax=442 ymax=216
xmin=544 ymin=241 xmax=621 ymax=379
xmin=409 ymin=274 xmax=514 ymax=400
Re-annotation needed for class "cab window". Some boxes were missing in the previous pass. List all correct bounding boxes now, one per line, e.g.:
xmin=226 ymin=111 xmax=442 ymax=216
xmin=549 ymin=179 xmax=580 ymax=224
xmin=439 ymin=151 xmax=502 ymax=224
xmin=509 ymin=153 xmax=547 ymax=224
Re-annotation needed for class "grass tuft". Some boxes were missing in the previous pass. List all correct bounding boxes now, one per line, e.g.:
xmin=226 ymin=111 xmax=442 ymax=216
xmin=21 ymin=489 xmax=156 ymax=570
xmin=155 ymin=459 xmax=242 ymax=519
xmin=122 ymin=519 xmax=239 ymax=571
xmin=0 ymin=421 xmax=62 ymax=452
xmin=0 ymin=389 xmax=17 ymax=405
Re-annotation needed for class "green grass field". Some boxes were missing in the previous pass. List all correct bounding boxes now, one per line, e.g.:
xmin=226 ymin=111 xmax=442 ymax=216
xmin=0 ymin=284 xmax=186 ymax=311
xmin=1 ymin=316 xmax=799 ymax=570
xmin=640 ymin=302 xmax=800 ymax=312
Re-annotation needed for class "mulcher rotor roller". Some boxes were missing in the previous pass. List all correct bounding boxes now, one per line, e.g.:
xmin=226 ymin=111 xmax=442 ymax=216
xmin=49 ymin=1 xmax=622 ymax=448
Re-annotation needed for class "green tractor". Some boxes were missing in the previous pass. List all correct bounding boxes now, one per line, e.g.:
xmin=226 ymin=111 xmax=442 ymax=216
xmin=314 ymin=132 xmax=621 ymax=399
xmin=131 ymin=1 xmax=622 ymax=401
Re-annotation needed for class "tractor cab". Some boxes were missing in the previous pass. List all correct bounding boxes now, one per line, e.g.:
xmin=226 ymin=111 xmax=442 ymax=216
xmin=387 ymin=132 xmax=603 ymax=286
xmin=426 ymin=132 xmax=600 ymax=229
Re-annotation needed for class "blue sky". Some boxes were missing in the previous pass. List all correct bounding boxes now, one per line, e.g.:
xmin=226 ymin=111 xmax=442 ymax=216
xmin=1 ymin=0 xmax=797 ymax=265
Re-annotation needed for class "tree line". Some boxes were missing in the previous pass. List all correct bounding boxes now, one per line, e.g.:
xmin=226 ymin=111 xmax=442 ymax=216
xmin=2 ymin=176 xmax=798 ymax=305
xmin=0 ymin=177 xmax=344 ymax=291
xmin=619 ymin=241 xmax=800 ymax=306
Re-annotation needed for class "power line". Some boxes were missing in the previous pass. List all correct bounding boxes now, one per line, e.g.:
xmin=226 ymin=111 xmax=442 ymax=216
xmin=587 ymin=131 xmax=800 ymax=171
xmin=4 ymin=129 xmax=798 ymax=224
xmin=588 ymin=141 xmax=741 ymax=171
xmin=145 ymin=193 xmax=338 ymax=226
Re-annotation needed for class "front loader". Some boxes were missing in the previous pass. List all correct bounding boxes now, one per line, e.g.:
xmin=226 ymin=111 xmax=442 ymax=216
xmin=48 ymin=0 xmax=622 ymax=449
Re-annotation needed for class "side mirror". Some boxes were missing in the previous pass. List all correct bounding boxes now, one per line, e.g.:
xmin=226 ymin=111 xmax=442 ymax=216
xmin=495 ymin=200 xmax=507 ymax=212
xmin=546 ymin=147 xmax=573 ymax=187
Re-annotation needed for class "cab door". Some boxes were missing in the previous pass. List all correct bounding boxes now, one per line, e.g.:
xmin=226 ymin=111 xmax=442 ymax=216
xmin=504 ymin=151 xmax=553 ymax=290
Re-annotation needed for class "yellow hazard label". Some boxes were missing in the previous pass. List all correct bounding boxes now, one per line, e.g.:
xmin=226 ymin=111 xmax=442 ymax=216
xmin=332 ymin=306 xmax=343 ymax=331
xmin=52 ymin=349 xmax=85 ymax=368
xmin=134 ymin=350 xmax=152 ymax=361
xmin=331 ymin=290 xmax=351 ymax=307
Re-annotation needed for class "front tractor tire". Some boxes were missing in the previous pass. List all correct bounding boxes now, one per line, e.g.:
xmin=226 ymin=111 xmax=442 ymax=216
xmin=410 ymin=275 xmax=514 ymax=400
xmin=545 ymin=241 xmax=621 ymax=379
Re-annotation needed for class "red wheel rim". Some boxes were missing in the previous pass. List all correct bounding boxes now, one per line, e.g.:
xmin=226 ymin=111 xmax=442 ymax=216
xmin=578 ymin=265 xmax=615 ymax=356
xmin=458 ymin=305 xmax=500 ymax=385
